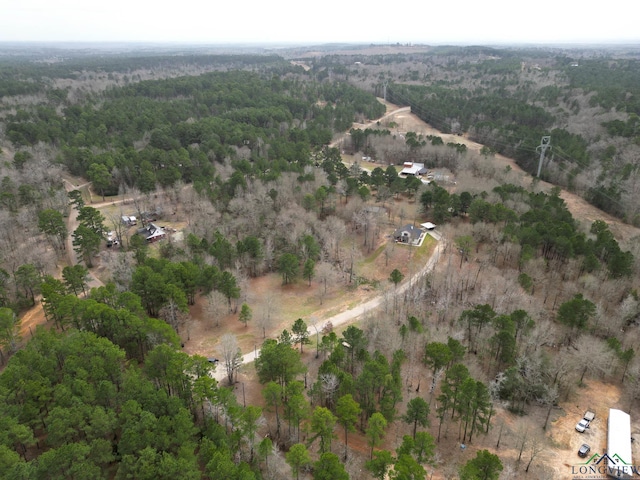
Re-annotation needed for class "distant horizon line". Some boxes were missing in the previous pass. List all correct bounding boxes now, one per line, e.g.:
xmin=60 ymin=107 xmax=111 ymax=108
xmin=0 ymin=39 xmax=639 ymax=49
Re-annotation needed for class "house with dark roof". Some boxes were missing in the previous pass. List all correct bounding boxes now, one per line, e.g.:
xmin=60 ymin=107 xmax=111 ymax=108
xmin=393 ymin=224 xmax=424 ymax=245
xmin=137 ymin=223 xmax=166 ymax=243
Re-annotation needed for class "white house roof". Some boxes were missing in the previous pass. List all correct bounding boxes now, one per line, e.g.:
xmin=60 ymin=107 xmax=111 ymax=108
xmin=400 ymin=162 xmax=428 ymax=176
xmin=421 ymin=222 xmax=436 ymax=230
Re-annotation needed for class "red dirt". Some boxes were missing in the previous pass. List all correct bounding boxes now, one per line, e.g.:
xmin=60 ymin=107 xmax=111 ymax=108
xmin=18 ymin=301 xmax=50 ymax=340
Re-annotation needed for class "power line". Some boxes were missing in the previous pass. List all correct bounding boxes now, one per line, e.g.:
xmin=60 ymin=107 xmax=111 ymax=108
xmin=536 ymin=136 xmax=551 ymax=178
xmin=384 ymin=84 xmax=581 ymax=158
xmin=380 ymin=83 xmax=631 ymax=216
xmin=385 ymin=84 xmax=598 ymax=172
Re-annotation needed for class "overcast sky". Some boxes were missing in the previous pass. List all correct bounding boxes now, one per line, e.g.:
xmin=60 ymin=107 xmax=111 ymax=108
xmin=0 ymin=0 xmax=638 ymax=45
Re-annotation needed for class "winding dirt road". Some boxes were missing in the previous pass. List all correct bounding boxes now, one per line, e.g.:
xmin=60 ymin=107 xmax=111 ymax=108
xmin=213 ymin=237 xmax=444 ymax=383
xmin=19 ymin=98 xmax=639 ymax=370
xmin=62 ymin=179 xmax=106 ymax=290
xmin=372 ymin=101 xmax=640 ymax=242
xmin=213 ymin=98 xmax=640 ymax=383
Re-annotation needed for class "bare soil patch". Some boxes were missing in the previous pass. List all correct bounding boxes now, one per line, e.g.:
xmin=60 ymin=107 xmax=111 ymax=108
xmin=17 ymin=301 xmax=50 ymax=340
xmin=12 ymin=98 xmax=640 ymax=479
xmin=542 ymin=379 xmax=640 ymax=479
xmin=183 ymin=203 xmax=430 ymax=359
xmin=377 ymin=104 xmax=640 ymax=243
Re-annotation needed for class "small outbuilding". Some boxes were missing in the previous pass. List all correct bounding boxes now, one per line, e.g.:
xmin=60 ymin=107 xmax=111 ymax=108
xmin=421 ymin=222 xmax=436 ymax=230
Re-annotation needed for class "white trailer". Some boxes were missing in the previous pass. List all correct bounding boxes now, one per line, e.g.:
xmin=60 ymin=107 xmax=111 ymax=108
xmin=607 ymin=409 xmax=632 ymax=479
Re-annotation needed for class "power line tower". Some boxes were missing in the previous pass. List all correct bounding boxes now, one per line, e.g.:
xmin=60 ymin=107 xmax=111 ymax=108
xmin=536 ymin=136 xmax=551 ymax=178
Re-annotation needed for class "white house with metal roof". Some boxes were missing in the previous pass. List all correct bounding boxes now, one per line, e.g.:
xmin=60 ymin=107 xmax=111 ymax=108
xmin=399 ymin=162 xmax=428 ymax=176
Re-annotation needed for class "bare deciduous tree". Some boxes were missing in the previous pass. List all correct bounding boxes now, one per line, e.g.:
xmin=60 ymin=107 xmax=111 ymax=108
xmin=624 ymin=365 xmax=640 ymax=413
xmin=218 ymin=333 xmax=242 ymax=385
xmin=309 ymin=315 xmax=321 ymax=359
xmin=570 ymin=336 xmax=616 ymax=384
xmin=108 ymin=212 xmax=128 ymax=250
xmin=319 ymin=216 xmax=346 ymax=264
xmin=159 ymin=297 xmax=187 ymax=334
xmin=542 ymin=385 xmax=559 ymax=431
xmin=319 ymin=373 xmax=339 ymax=408
xmin=514 ymin=424 xmax=528 ymax=465
xmin=362 ymin=313 xmax=401 ymax=358
xmin=255 ymin=292 xmax=279 ymax=339
xmin=524 ymin=432 xmax=547 ymax=472
xmin=315 ymin=262 xmax=338 ymax=305
xmin=100 ymin=250 xmax=135 ymax=291
xmin=205 ymin=291 xmax=228 ymax=328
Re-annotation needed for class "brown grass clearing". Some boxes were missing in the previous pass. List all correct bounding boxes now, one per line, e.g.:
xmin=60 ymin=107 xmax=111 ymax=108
xmin=183 ymin=200 xmax=429 ymax=360
xmin=10 ymin=97 xmax=640 ymax=479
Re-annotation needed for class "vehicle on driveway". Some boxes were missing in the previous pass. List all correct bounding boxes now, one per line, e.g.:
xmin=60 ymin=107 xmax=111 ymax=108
xmin=578 ymin=444 xmax=591 ymax=457
xmin=576 ymin=418 xmax=590 ymax=432
xmin=576 ymin=411 xmax=596 ymax=432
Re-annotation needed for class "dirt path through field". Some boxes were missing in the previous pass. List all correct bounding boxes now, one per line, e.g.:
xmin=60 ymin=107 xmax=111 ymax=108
xmin=11 ymin=178 xmax=106 ymax=344
xmin=9 ymin=96 xmax=640 ymax=477
xmin=212 ymin=238 xmax=444 ymax=382
xmin=62 ymin=178 xmax=105 ymax=290
xmin=379 ymin=101 xmax=640 ymax=242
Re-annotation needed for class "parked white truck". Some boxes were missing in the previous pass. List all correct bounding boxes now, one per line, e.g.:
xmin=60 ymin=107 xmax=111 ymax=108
xmin=575 ymin=411 xmax=596 ymax=432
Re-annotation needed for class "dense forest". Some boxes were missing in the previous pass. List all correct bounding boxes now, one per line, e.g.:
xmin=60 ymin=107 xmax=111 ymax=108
xmin=0 ymin=45 xmax=639 ymax=479
xmin=309 ymin=46 xmax=640 ymax=225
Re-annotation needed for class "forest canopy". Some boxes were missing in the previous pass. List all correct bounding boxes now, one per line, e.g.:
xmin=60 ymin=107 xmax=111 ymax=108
xmin=0 ymin=45 xmax=639 ymax=480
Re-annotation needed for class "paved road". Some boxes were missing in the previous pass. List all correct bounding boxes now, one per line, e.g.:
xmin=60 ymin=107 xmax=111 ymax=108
xmin=213 ymin=236 xmax=444 ymax=383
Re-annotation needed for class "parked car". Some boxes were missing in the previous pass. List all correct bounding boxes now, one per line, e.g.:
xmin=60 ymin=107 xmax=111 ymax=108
xmin=576 ymin=418 xmax=590 ymax=432
xmin=576 ymin=410 xmax=596 ymax=432
xmin=207 ymin=358 xmax=219 ymax=364
xmin=106 ymin=232 xmax=119 ymax=247
xmin=578 ymin=444 xmax=591 ymax=457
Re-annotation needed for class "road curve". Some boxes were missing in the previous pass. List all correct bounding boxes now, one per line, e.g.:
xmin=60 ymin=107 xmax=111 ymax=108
xmin=213 ymin=237 xmax=444 ymax=383
xmin=214 ymin=102 xmax=438 ymax=384
xmin=329 ymin=105 xmax=411 ymax=149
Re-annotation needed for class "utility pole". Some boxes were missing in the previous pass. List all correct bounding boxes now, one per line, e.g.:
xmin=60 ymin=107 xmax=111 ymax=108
xmin=536 ymin=136 xmax=551 ymax=178
xmin=383 ymin=80 xmax=389 ymax=102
